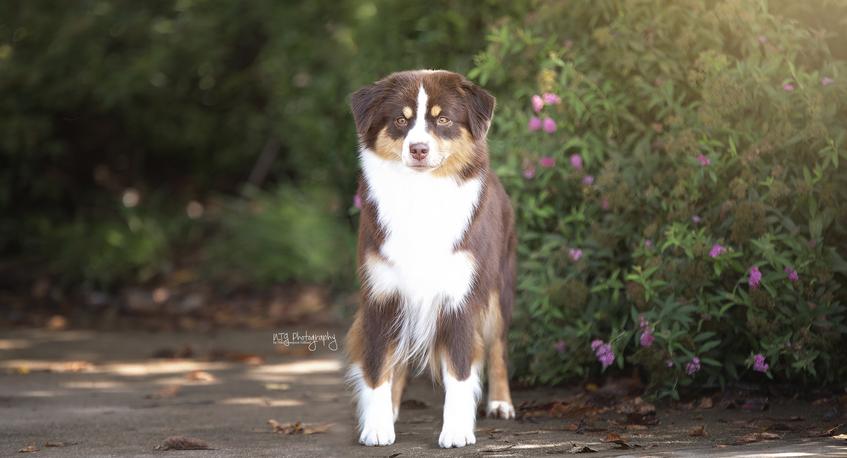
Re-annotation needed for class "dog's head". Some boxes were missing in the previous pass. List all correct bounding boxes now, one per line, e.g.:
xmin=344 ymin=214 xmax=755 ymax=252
xmin=350 ymin=70 xmax=495 ymax=177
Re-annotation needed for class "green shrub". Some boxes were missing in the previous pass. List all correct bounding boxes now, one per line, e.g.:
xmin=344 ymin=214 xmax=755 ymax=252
xmin=0 ymin=0 xmax=529 ymax=290
xmin=204 ymin=186 xmax=355 ymax=288
xmin=473 ymin=0 xmax=847 ymax=397
xmin=36 ymin=194 xmax=193 ymax=288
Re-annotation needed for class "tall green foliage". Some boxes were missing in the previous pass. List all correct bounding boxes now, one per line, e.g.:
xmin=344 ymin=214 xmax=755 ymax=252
xmin=473 ymin=0 xmax=847 ymax=397
xmin=0 ymin=0 xmax=527 ymax=287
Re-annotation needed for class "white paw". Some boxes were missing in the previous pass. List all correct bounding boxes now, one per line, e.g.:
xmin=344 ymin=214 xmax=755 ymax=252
xmin=359 ymin=420 xmax=395 ymax=446
xmin=439 ymin=424 xmax=476 ymax=448
xmin=486 ymin=400 xmax=515 ymax=419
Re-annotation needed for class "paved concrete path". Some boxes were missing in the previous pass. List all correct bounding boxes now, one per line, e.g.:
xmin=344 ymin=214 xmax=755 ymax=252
xmin=1 ymin=327 xmax=846 ymax=457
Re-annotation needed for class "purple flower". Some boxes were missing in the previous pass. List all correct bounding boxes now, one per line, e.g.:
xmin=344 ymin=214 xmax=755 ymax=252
xmin=539 ymin=156 xmax=556 ymax=168
xmin=531 ymin=94 xmax=544 ymax=113
xmin=582 ymin=175 xmax=594 ymax=186
xmin=569 ymin=154 xmax=583 ymax=170
xmin=686 ymin=356 xmax=701 ymax=375
xmin=644 ymin=239 xmax=653 ymax=249
xmin=640 ymin=330 xmax=654 ymax=348
xmin=821 ymin=77 xmax=834 ymax=87
xmin=601 ymin=197 xmax=610 ymax=210
xmin=709 ymin=244 xmax=726 ymax=258
xmin=522 ymin=165 xmax=536 ymax=179
xmin=542 ymin=117 xmax=557 ymax=133
xmin=783 ymin=82 xmax=795 ymax=92
xmin=353 ymin=193 xmax=363 ymax=209
xmin=568 ymin=248 xmax=583 ymax=262
xmin=748 ymin=265 xmax=762 ymax=289
xmin=784 ymin=267 xmax=799 ymax=282
xmin=591 ymin=340 xmax=615 ymax=369
xmin=666 ymin=359 xmax=674 ymax=368
xmin=752 ymin=353 xmax=769 ymax=373
xmin=554 ymin=340 xmax=567 ymax=354
xmin=691 ymin=215 xmax=702 ymax=225
xmin=528 ymin=116 xmax=542 ymax=131
xmin=590 ymin=339 xmax=604 ymax=352
xmin=697 ymin=154 xmax=711 ymax=166
xmin=542 ymin=92 xmax=561 ymax=105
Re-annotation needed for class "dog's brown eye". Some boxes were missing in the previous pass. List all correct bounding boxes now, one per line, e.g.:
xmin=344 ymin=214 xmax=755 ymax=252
xmin=437 ymin=116 xmax=451 ymax=126
xmin=395 ymin=117 xmax=408 ymax=127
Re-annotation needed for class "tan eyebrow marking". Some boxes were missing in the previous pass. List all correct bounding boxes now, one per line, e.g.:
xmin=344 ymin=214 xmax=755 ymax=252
xmin=431 ymin=105 xmax=442 ymax=117
xmin=402 ymin=106 xmax=413 ymax=118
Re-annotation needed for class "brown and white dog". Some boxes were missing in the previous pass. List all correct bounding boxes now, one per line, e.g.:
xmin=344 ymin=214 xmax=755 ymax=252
xmin=346 ymin=70 xmax=516 ymax=448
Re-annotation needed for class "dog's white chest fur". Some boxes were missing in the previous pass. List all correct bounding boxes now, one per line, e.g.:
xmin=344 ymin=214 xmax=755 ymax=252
xmin=361 ymin=149 xmax=481 ymax=306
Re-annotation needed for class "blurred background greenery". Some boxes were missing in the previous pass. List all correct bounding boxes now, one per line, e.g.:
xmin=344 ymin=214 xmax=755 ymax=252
xmin=0 ymin=0 xmax=528 ymax=294
xmin=2 ymin=0 xmax=846 ymax=396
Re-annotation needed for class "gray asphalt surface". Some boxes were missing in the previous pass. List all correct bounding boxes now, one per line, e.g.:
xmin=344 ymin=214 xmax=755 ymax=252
xmin=1 ymin=328 xmax=846 ymax=457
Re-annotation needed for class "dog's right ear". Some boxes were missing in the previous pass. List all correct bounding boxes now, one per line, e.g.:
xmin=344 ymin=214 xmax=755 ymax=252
xmin=350 ymin=80 xmax=387 ymax=137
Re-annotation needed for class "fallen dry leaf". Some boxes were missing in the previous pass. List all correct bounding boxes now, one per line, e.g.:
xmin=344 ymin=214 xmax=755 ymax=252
xmin=209 ymin=349 xmax=264 ymax=365
xmin=400 ymin=399 xmax=428 ymax=409
xmin=18 ymin=445 xmax=39 ymax=453
xmin=185 ymin=370 xmax=216 ymax=382
xmin=811 ymin=424 xmax=843 ymax=437
xmin=603 ymin=432 xmax=636 ymax=449
xmin=699 ymin=397 xmax=714 ymax=409
xmin=603 ymin=432 xmax=623 ymax=442
xmin=302 ymin=423 xmax=334 ymax=434
xmin=689 ymin=425 xmax=707 ymax=437
xmin=44 ymin=441 xmax=76 ymax=447
xmin=734 ymin=432 xmax=781 ymax=445
xmin=480 ymin=444 xmax=515 ymax=453
xmin=268 ymin=419 xmax=332 ymax=435
xmin=569 ymin=444 xmax=598 ymax=453
xmin=155 ymin=436 xmax=211 ymax=450
xmin=626 ymin=411 xmax=659 ymax=426
xmin=146 ymin=384 xmax=181 ymax=399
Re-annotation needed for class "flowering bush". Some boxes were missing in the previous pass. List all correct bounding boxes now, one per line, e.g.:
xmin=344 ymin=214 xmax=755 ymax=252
xmin=471 ymin=0 xmax=847 ymax=397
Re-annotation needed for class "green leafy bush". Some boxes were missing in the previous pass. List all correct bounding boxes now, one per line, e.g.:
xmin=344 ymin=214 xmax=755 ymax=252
xmin=1 ymin=1 xmax=527 ymax=289
xmin=205 ymin=186 xmax=355 ymax=288
xmin=473 ymin=0 xmax=847 ymax=397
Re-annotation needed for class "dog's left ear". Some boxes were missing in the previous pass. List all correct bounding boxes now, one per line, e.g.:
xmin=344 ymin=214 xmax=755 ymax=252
xmin=350 ymin=80 xmax=387 ymax=138
xmin=462 ymin=78 xmax=496 ymax=139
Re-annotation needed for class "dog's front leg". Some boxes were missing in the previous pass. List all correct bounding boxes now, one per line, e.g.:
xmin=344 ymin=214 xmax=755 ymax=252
xmin=347 ymin=298 xmax=400 ymax=446
xmin=437 ymin=309 xmax=483 ymax=448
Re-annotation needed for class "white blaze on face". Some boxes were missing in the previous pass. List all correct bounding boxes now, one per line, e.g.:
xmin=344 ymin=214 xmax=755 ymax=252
xmin=402 ymin=85 xmax=443 ymax=168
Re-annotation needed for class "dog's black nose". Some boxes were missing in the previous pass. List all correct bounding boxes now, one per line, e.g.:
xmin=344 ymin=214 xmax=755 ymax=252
xmin=410 ymin=143 xmax=429 ymax=161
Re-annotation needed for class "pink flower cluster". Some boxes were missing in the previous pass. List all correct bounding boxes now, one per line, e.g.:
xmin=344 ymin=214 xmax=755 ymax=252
xmin=686 ymin=356 xmax=701 ymax=375
xmin=528 ymin=92 xmax=560 ymax=133
xmin=748 ymin=265 xmax=762 ymax=289
xmin=638 ymin=316 xmax=654 ymax=348
xmin=568 ymin=248 xmax=583 ymax=262
xmin=784 ymin=267 xmax=799 ymax=282
xmin=539 ymin=156 xmax=556 ymax=168
xmin=528 ymin=117 xmax=557 ymax=133
xmin=752 ymin=353 xmax=769 ymax=373
xmin=591 ymin=339 xmax=615 ymax=369
xmin=709 ymin=244 xmax=725 ymax=258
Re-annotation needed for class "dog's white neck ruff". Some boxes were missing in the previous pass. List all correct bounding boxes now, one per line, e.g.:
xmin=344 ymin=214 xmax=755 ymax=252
xmin=360 ymin=149 xmax=483 ymax=370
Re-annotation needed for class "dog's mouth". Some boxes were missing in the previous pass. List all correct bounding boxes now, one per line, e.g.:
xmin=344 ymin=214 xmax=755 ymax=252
xmin=408 ymin=164 xmax=434 ymax=171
